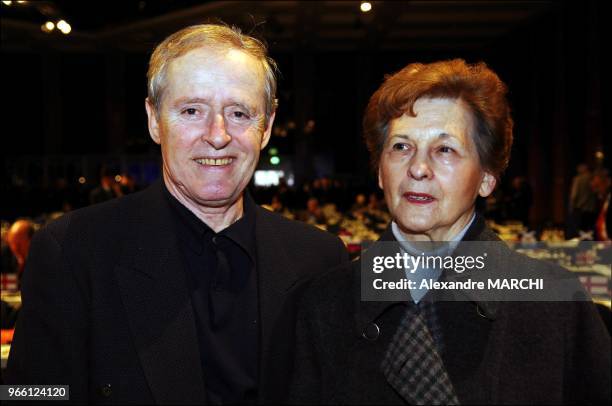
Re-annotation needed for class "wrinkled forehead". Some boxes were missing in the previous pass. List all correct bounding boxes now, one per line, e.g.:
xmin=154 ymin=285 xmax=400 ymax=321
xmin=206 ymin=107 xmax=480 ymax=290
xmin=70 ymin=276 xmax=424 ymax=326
xmin=388 ymin=97 xmax=477 ymax=142
xmin=163 ymin=47 xmax=266 ymax=105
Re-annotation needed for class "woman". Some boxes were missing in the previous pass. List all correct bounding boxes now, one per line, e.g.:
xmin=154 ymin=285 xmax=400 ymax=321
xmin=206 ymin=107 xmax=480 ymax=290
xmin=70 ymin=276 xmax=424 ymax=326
xmin=289 ymin=60 xmax=610 ymax=404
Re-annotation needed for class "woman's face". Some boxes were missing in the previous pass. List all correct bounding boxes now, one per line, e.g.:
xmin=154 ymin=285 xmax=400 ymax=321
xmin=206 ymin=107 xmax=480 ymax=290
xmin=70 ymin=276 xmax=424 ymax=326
xmin=378 ymin=97 xmax=496 ymax=241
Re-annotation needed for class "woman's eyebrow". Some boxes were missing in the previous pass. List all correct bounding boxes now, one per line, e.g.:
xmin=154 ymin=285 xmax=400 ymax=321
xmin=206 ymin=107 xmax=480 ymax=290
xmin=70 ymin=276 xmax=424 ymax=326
xmin=388 ymin=132 xmax=453 ymax=140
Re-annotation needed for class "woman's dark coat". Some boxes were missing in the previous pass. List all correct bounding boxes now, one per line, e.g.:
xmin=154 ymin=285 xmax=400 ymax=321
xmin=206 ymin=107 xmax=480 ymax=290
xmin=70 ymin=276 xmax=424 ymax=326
xmin=290 ymin=215 xmax=611 ymax=404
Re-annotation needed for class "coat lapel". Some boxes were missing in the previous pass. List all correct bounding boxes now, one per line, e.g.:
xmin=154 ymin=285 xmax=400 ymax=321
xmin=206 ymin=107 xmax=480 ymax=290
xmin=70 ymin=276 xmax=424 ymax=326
xmin=254 ymin=206 xmax=301 ymax=401
xmin=353 ymin=215 xmax=502 ymax=403
xmin=114 ymin=182 xmax=207 ymax=404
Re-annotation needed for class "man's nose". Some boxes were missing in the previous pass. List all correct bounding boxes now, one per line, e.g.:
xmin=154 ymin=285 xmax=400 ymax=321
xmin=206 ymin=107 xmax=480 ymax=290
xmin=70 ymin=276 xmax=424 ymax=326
xmin=202 ymin=113 xmax=232 ymax=149
xmin=407 ymin=151 xmax=433 ymax=180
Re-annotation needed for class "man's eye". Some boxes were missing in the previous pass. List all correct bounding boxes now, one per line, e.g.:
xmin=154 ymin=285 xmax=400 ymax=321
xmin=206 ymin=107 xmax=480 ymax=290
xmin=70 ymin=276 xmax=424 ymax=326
xmin=232 ymin=111 xmax=249 ymax=119
xmin=183 ymin=108 xmax=197 ymax=115
xmin=438 ymin=146 xmax=454 ymax=153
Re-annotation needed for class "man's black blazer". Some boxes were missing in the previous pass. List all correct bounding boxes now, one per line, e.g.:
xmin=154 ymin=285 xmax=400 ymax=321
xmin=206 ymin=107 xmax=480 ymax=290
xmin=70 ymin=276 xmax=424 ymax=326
xmin=5 ymin=181 xmax=348 ymax=404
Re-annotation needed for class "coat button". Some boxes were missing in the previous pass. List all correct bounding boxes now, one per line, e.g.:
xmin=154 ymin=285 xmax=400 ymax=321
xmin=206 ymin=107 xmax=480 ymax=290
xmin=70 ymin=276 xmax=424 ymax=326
xmin=362 ymin=322 xmax=380 ymax=341
xmin=476 ymin=304 xmax=492 ymax=320
xmin=100 ymin=384 xmax=112 ymax=397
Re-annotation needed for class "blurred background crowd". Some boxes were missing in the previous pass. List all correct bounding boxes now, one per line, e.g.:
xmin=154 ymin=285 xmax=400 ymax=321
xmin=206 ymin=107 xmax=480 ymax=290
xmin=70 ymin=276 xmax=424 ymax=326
xmin=2 ymin=162 xmax=610 ymax=288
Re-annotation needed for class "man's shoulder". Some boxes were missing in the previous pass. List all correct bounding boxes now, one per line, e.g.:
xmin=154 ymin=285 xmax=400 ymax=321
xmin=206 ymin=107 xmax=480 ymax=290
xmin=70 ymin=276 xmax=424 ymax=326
xmin=254 ymin=206 xmax=349 ymax=276
xmin=302 ymin=258 xmax=358 ymax=301
xmin=296 ymin=258 xmax=358 ymax=323
xmin=255 ymin=205 xmax=344 ymax=247
xmin=40 ymin=185 xmax=156 ymax=245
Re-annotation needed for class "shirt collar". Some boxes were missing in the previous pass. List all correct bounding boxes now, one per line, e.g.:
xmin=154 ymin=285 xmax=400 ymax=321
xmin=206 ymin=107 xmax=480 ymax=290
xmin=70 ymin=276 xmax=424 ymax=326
xmin=390 ymin=214 xmax=476 ymax=304
xmin=355 ymin=212 xmax=498 ymax=332
xmin=162 ymin=182 xmax=257 ymax=263
xmin=221 ymin=191 xmax=257 ymax=264
xmin=390 ymin=212 xmax=476 ymax=248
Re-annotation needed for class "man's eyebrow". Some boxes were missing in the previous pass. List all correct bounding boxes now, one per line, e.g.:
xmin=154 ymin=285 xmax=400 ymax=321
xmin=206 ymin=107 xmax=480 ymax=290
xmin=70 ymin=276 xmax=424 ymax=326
xmin=172 ymin=98 xmax=259 ymax=114
xmin=228 ymin=102 xmax=257 ymax=114
xmin=173 ymin=97 xmax=209 ymax=106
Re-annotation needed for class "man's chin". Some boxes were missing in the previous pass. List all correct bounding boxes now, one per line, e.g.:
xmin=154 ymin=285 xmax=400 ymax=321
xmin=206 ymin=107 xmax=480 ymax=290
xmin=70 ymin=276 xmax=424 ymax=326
xmin=193 ymin=191 xmax=242 ymax=208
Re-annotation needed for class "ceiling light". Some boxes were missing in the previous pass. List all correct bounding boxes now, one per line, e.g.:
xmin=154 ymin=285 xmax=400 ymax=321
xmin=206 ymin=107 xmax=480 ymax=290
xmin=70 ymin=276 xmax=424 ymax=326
xmin=57 ymin=19 xmax=71 ymax=34
xmin=360 ymin=1 xmax=372 ymax=13
xmin=41 ymin=21 xmax=55 ymax=33
xmin=2 ymin=1 xmax=12 ymax=6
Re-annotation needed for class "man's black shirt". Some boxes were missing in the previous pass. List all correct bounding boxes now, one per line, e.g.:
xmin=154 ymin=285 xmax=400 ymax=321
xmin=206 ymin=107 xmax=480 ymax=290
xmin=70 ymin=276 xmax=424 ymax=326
xmin=163 ymin=184 xmax=258 ymax=404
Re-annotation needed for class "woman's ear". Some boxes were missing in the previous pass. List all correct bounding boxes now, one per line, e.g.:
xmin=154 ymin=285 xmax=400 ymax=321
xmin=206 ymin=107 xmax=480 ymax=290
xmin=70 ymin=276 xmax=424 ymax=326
xmin=479 ymin=172 xmax=497 ymax=197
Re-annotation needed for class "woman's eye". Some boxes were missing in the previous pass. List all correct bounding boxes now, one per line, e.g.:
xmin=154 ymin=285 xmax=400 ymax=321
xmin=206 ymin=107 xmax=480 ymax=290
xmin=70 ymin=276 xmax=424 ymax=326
xmin=392 ymin=143 xmax=409 ymax=151
xmin=439 ymin=145 xmax=454 ymax=153
xmin=183 ymin=108 xmax=198 ymax=115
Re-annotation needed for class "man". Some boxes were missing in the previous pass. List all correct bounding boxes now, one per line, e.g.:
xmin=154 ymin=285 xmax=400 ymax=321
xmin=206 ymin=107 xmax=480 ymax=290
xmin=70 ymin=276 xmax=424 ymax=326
xmin=89 ymin=174 xmax=122 ymax=205
xmin=567 ymin=163 xmax=598 ymax=238
xmin=5 ymin=219 xmax=35 ymax=277
xmin=592 ymin=169 xmax=611 ymax=241
xmin=6 ymin=24 xmax=348 ymax=404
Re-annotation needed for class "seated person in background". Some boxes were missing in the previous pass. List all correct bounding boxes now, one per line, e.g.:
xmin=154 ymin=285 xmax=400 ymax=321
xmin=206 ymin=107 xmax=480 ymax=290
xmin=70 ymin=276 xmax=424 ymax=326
xmin=300 ymin=197 xmax=327 ymax=225
xmin=118 ymin=173 xmax=138 ymax=195
xmin=592 ymin=169 xmax=611 ymax=241
xmin=289 ymin=59 xmax=610 ymax=404
xmin=1 ymin=300 xmax=19 ymax=329
xmin=1 ymin=224 xmax=18 ymax=277
xmin=263 ymin=194 xmax=284 ymax=213
xmin=350 ymin=193 xmax=367 ymax=216
xmin=89 ymin=174 xmax=122 ymax=205
xmin=367 ymin=192 xmax=381 ymax=211
xmin=5 ymin=219 xmax=35 ymax=282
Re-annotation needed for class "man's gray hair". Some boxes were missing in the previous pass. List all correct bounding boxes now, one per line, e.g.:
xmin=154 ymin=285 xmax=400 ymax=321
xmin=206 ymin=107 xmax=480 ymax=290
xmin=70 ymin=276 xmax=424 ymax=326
xmin=147 ymin=24 xmax=278 ymax=124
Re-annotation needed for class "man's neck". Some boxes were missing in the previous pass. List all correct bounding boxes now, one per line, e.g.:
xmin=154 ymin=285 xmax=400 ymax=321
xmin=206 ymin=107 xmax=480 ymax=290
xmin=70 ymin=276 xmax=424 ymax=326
xmin=164 ymin=179 xmax=244 ymax=233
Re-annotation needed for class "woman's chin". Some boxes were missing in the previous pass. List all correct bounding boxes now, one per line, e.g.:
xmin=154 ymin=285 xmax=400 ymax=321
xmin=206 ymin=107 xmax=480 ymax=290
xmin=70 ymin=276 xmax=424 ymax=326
xmin=395 ymin=218 xmax=436 ymax=236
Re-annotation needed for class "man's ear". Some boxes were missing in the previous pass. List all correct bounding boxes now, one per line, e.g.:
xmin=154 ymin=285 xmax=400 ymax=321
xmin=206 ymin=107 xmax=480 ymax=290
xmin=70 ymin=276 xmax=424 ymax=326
xmin=479 ymin=171 xmax=497 ymax=197
xmin=145 ymin=98 xmax=161 ymax=145
xmin=378 ymin=164 xmax=384 ymax=191
xmin=260 ymin=110 xmax=276 ymax=150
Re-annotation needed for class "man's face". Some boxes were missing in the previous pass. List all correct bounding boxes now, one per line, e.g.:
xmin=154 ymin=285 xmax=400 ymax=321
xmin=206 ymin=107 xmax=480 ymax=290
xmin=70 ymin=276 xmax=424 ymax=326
xmin=146 ymin=47 xmax=274 ymax=210
xmin=378 ymin=97 xmax=495 ymax=241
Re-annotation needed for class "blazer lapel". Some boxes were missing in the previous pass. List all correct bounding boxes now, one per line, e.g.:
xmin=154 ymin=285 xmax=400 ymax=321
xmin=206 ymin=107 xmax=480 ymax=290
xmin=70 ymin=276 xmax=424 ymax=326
xmin=114 ymin=182 xmax=207 ymax=404
xmin=254 ymin=207 xmax=300 ymax=400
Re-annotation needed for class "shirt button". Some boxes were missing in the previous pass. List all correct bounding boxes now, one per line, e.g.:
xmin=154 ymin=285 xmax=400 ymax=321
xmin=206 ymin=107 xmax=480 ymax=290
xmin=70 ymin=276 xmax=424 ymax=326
xmin=362 ymin=322 xmax=380 ymax=341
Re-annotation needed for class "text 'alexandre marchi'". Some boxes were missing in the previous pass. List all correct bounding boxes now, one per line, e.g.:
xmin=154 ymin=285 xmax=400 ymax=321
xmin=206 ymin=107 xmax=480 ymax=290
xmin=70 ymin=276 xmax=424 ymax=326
xmin=372 ymin=278 xmax=545 ymax=290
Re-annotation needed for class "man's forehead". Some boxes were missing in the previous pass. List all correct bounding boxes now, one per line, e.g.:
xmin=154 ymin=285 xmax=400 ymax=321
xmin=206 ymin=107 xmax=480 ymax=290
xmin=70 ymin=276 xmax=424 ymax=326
xmin=169 ymin=46 xmax=264 ymax=78
xmin=163 ymin=46 xmax=265 ymax=104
